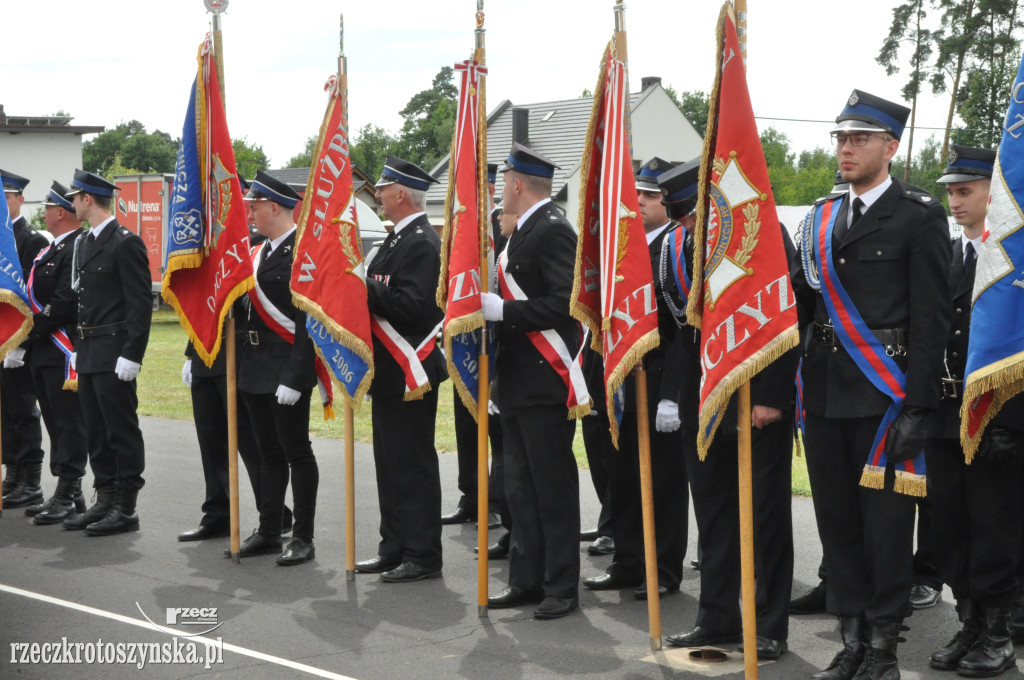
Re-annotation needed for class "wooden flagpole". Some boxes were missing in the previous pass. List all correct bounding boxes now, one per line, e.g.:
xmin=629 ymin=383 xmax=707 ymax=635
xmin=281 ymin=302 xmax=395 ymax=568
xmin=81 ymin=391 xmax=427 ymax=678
xmin=474 ymin=0 xmax=491 ymax=618
xmin=733 ymin=2 xmax=758 ymax=677
xmin=338 ymin=14 xmax=357 ymax=582
xmin=615 ymin=0 xmax=661 ymax=652
xmin=0 ymin=376 xmax=4 ymax=518
xmin=208 ymin=4 xmax=242 ymax=565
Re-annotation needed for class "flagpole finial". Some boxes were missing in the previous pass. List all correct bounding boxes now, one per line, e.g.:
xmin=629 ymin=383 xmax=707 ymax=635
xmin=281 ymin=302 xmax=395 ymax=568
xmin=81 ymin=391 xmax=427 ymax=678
xmin=339 ymin=13 xmax=345 ymax=56
xmin=204 ymin=0 xmax=228 ymax=14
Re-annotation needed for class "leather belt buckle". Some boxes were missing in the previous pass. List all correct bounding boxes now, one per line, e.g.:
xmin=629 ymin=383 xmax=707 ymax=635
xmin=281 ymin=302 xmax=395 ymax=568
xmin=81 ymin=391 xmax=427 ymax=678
xmin=248 ymin=330 xmax=260 ymax=346
xmin=76 ymin=326 xmax=85 ymax=339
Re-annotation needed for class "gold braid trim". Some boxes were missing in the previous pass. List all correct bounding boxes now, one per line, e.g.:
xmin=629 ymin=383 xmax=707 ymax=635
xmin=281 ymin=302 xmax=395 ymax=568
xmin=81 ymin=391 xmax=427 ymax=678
xmin=859 ymin=466 xmax=885 ymax=491
xmin=695 ymin=325 xmax=799 ymax=460
xmin=570 ymin=40 xmax=613 ymax=354
xmin=605 ymin=330 xmax=660 ymax=449
xmin=959 ymin=349 xmax=1024 ymax=460
xmin=894 ymin=470 xmax=927 ymax=498
xmin=62 ymin=379 xmax=78 ymax=392
xmin=568 ymin=402 xmax=593 ymax=421
xmin=404 ymin=381 xmax=432 ymax=402
xmin=442 ymin=312 xmax=485 ymax=423
xmin=0 ymin=296 xmax=33 ymax=362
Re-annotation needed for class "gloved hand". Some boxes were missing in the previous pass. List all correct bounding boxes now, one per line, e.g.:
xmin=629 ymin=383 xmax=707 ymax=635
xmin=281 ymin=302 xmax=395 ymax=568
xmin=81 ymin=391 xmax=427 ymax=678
xmin=70 ymin=352 xmax=77 ymax=371
xmin=488 ymin=399 xmax=500 ymax=416
xmin=480 ymin=292 xmax=504 ymax=321
xmin=115 ymin=356 xmax=142 ymax=382
xmin=181 ymin=360 xmax=193 ymax=388
xmin=3 ymin=348 xmax=25 ymax=369
xmin=655 ymin=399 xmax=681 ymax=432
xmin=276 ymin=385 xmax=301 ymax=406
xmin=884 ymin=406 xmax=932 ymax=463
xmin=975 ymin=425 xmax=1024 ymax=471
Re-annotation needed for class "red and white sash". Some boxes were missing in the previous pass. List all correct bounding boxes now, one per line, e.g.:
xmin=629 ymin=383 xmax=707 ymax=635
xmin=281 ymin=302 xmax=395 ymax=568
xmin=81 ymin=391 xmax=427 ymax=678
xmin=498 ymin=246 xmax=591 ymax=418
xmin=249 ymin=242 xmax=334 ymax=418
xmin=27 ymin=245 xmax=78 ymax=390
xmin=370 ymin=315 xmax=442 ymax=401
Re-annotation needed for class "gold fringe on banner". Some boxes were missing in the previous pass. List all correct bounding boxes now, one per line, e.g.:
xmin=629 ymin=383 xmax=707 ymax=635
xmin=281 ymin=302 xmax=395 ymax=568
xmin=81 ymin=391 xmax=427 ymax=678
xmin=0 ymin=295 xmax=33 ymax=362
xmin=605 ymin=329 xmax=660 ymax=448
xmin=161 ymin=272 xmax=253 ymax=368
xmin=293 ymin=296 xmax=375 ymax=410
xmin=436 ymin=57 xmax=468 ymax=313
xmin=959 ymin=349 xmax=1024 ymax=461
xmin=442 ymin=312 xmax=486 ymax=422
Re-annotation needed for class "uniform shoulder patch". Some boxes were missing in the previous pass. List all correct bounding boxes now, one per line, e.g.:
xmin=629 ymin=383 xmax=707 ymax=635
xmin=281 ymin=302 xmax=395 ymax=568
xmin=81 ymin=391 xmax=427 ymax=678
xmin=901 ymin=187 xmax=938 ymax=207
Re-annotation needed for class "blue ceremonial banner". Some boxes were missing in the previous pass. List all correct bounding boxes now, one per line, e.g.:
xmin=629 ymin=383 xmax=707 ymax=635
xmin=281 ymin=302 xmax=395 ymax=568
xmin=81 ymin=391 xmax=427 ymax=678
xmin=447 ymin=326 xmax=496 ymax=410
xmin=962 ymin=50 xmax=1024 ymax=456
xmin=0 ymin=195 xmax=33 ymax=357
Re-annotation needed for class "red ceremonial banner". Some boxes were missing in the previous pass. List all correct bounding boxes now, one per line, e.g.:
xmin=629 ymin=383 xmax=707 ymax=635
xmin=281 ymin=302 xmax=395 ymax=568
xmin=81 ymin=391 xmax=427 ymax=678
xmin=290 ymin=76 xmax=375 ymax=407
xmin=686 ymin=4 xmax=800 ymax=458
xmin=162 ymin=38 xmax=254 ymax=367
xmin=571 ymin=39 xmax=659 ymax=447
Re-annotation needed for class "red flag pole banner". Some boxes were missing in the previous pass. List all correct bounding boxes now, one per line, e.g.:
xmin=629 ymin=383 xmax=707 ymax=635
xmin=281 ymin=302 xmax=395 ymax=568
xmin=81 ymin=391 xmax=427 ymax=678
xmin=571 ymin=39 xmax=659 ymax=447
xmin=436 ymin=56 xmax=489 ymax=418
xmin=291 ymin=75 xmax=375 ymax=410
xmin=685 ymin=3 xmax=800 ymax=459
xmin=162 ymin=36 xmax=254 ymax=367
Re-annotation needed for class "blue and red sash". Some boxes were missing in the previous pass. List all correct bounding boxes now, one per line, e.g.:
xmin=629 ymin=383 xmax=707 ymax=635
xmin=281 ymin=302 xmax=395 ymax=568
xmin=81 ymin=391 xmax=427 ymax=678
xmin=27 ymin=246 xmax=77 ymax=391
xmin=810 ymin=197 xmax=926 ymax=496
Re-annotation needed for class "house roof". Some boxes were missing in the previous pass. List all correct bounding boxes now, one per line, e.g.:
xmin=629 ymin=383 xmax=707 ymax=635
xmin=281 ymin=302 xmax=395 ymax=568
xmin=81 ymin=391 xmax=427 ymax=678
xmin=267 ymin=167 xmax=367 ymax=194
xmin=0 ymin=105 xmax=104 ymax=135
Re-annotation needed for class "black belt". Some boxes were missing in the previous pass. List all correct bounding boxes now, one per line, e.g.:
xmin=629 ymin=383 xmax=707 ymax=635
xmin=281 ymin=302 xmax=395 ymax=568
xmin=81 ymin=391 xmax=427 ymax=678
xmin=76 ymin=320 xmax=127 ymax=339
xmin=238 ymin=330 xmax=288 ymax=346
xmin=813 ymin=322 xmax=907 ymax=357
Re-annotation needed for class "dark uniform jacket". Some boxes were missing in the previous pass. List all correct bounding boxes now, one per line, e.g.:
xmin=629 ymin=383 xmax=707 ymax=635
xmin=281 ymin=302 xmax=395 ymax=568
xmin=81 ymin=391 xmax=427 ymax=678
xmin=74 ymin=218 xmax=152 ymax=373
xmin=792 ymin=179 xmax=951 ymax=418
xmin=237 ymin=231 xmax=316 ymax=395
xmin=13 ymin=217 xmax=49 ymax=357
xmin=366 ymin=213 xmax=447 ymax=397
xmin=28 ymin=229 xmax=83 ymax=367
xmin=496 ymin=201 xmax=578 ymax=410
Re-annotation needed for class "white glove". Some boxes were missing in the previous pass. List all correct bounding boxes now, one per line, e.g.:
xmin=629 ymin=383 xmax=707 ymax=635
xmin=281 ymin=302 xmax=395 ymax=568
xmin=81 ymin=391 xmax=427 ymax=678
xmin=115 ymin=356 xmax=142 ymax=382
xmin=480 ymin=292 xmax=504 ymax=321
xmin=655 ymin=399 xmax=681 ymax=433
xmin=71 ymin=352 xmax=77 ymax=370
xmin=276 ymin=385 xmax=301 ymax=406
xmin=3 ymin=348 xmax=25 ymax=369
xmin=488 ymin=399 xmax=500 ymax=416
xmin=181 ymin=360 xmax=193 ymax=388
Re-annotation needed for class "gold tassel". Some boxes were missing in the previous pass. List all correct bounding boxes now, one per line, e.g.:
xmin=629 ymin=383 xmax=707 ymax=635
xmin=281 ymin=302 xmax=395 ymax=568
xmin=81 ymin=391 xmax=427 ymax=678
xmin=62 ymin=379 xmax=78 ymax=392
xmin=894 ymin=472 xmax=927 ymax=498
xmin=404 ymin=382 xmax=432 ymax=402
xmin=322 ymin=403 xmax=335 ymax=421
xmin=568 ymin=402 xmax=593 ymax=421
xmin=858 ymin=466 xmax=886 ymax=490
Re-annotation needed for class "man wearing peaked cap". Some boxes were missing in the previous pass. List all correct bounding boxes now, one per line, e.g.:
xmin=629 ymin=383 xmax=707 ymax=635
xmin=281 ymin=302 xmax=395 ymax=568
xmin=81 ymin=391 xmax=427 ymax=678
xmin=924 ymin=145 xmax=1020 ymax=676
xmin=22 ymin=182 xmax=89 ymax=524
xmin=0 ymin=169 xmax=49 ymax=512
xmin=792 ymin=91 xmax=951 ymax=680
xmin=232 ymin=168 xmax=318 ymax=565
xmin=479 ymin=143 xmax=582 ymax=619
xmin=355 ymin=155 xmax=448 ymax=583
xmin=581 ymin=156 xmax=689 ymax=602
xmin=62 ymin=169 xmax=153 ymax=537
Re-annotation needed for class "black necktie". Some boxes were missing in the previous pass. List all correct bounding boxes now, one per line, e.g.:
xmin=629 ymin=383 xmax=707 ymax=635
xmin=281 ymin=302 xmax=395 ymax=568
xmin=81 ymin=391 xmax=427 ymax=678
xmin=850 ymin=197 xmax=864 ymax=229
xmin=963 ymin=241 xmax=977 ymax=280
xmin=261 ymin=244 xmax=272 ymax=266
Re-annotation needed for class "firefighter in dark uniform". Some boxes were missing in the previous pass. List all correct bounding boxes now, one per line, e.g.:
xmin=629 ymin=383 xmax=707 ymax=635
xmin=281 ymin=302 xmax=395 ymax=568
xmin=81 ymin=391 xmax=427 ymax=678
xmin=63 ymin=170 xmax=152 ymax=536
xmin=234 ymin=171 xmax=317 ymax=565
xmin=480 ymin=143 xmax=582 ymax=620
xmin=0 ymin=169 xmax=47 ymax=509
xmin=22 ymin=182 xmax=88 ymax=524
xmin=353 ymin=156 xmax=446 ymax=583
xmin=443 ymin=162 xmax=503 ymax=531
xmin=582 ymin=157 xmax=688 ymax=600
xmin=660 ymin=160 xmax=799 ymax=659
xmin=926 ymin=145 xmax=1020 ymax=677
xmin=792 ymin=91 xmax=951 ymax=680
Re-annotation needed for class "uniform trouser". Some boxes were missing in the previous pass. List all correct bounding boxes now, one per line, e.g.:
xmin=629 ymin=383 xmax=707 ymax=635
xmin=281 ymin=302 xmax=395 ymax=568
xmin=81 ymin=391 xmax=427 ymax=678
xmin=78 ymin=372 xmax=145 ymax=492
xmin=191 ymin=375 xmax=262 ymax=527
xmin=1 ymin=363 xmax=43 ymax=466
xmin=30 ymin=364 xmax=86 ymax=479
xmin=685 ymin=417 xmax=794 ymax=639
xmin=371 ymin=390 xmax=443 ymax=570
xmin=502 ymin=404 xmax=579 ymax=600
xmin=804 ymin=412 xmax=915 ymax=625
xmin=580 ymin=414 xmax=615 ymax=538
xmin=589 ymin=403 xmax=688 ymax=590
xmin=914 ymin=495 xmax=943 ymax=590
xmin=926 ymin=437 xmax=1023 ymax=608
xmin=452 ymin=392 xmax=504 ymax=517
xmin=242 ymin=388 xmax=317 ymax=542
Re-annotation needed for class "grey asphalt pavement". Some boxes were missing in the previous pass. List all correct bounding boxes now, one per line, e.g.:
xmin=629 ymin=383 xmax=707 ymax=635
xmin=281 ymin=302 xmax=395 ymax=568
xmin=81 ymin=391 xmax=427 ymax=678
xmin=0 ymin=415 xmax=1019 ymax=679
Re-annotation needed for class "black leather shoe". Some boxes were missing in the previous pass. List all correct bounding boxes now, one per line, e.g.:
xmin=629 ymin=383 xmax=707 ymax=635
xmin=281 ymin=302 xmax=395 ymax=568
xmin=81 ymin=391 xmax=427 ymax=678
xmin=277 ymin=538 xmax=315 ymax=566
xmin=583 ymin=572 xmax=642 ymax=591
xmin=474 ymin=536 xmax=510 ymax=559
xmin=441 ymin=506 xmax=475 ymax=525
xmin=354 ymin=554 xmax=401 ymax=573
xmin=488 ymin=586 xmax=544 ymax=608
xmin=587 ymin=535 xmax=615 ymax=556
xmin=380 ymin=561 xmax=442 ymax=582
xmin=666 ymin=626 xmax=742 ymax=647
xmin=738 ymin=636 xmax=788 ymax=660
xmin=479 ymin=512 xmax=501 ymax=529
xmin=634 ymin=584 xmax=677 ymax=600
xmin=534 ymin=596 xmax=577 ymax=620
xmin=224 ymin=531 xmax=282 ymax=558
xmin=178 ymin=524 xmax=230 ymax=542
xmin=690 ymin=558 xmax=700 ymax=570
xmin=909 ymin=583 xmax=941 ymax=609
xmin=580 ymin=528 xmax=599 ymax=541
xmin=790 ymin=581 xmax=827 ymax=614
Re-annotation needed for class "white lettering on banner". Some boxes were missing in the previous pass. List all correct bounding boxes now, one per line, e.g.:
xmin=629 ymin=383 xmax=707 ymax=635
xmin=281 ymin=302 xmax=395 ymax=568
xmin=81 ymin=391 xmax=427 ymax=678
xmin=0 ymin=253 xmax=24 ymax=288
xmin=582 ymin=255 xmax=599 ymax=293
xmin=204 ymin=236 xmax=250 ymax=313
xmin=1006 ymin=113 xmax=1024 ymax=140
xmin=1013 ymin=80 xmax=1024 ymax=105
xmin=309 ymin=123 xmax=351 ymax=242
xmin=297 ymin=254 xmax=316 ymax=283
xmin=604 ymin=283 xmax=656 ymax=355
xmin=449 ymin=269 xmax=481 ymax=302
xmin=702 ymin=277 xmax=793 ymax=370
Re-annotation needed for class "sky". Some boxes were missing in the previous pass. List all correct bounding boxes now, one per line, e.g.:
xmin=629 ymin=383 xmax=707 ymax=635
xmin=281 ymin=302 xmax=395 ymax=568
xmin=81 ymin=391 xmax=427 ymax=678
xmin=3 ymin=0 xmax=964 ymax=169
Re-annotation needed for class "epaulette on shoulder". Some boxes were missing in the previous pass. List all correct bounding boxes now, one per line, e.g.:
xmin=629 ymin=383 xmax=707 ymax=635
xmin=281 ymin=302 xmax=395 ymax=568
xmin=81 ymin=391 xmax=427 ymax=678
xmin=901 ymin=186 xmax=938 ymax=207
xmin=814 ymin=192 xmax=844 ymax=206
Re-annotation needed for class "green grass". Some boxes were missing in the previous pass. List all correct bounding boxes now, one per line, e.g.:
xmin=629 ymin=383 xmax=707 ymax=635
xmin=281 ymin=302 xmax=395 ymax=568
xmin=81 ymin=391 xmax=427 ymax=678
xmin=141 ymin=309 xmax=813 ymax=496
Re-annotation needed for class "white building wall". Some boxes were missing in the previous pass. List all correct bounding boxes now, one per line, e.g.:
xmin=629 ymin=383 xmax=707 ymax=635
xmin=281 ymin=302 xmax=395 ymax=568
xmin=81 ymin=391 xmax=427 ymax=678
xmin=0 ymin=132 xmax=85 ymax=216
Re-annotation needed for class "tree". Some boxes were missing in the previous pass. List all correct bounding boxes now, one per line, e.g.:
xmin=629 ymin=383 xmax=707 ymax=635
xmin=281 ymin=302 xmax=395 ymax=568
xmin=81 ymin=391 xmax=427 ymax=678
xmin=878 ymin=0 xmax=934 ymax=180
xmin=664 ymin=85 xmax=710 ymax=136
xmin=760 ymin=127 xmax=799 ymax=205
xmin=350 ymin=124 xmax=399 ymax=180
xmin=121 ymin=130 xmax=178 ymax=174
xmin=286 ymin=136 xmax=318 ymax=169
xmin=930 ymin=0 xmax=981 ymax=162
xmin=890 ymin=135 xmax=946 ymax=189
xmin=232 ymin=137 xmax=269 ymax=180
xmin=393 ymin=66 xmax=459 ymax=171
xmin=82 ymin=120 xmax=147 ymax=174
xmin=957 ymin=0 xmax=1022 ymax=148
